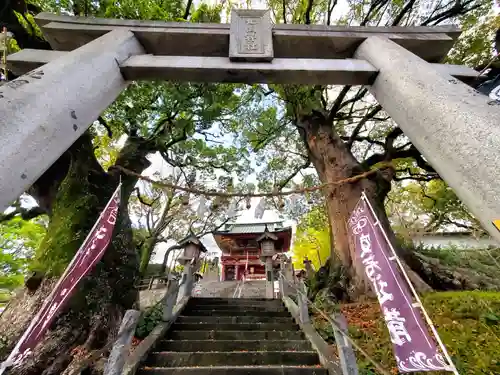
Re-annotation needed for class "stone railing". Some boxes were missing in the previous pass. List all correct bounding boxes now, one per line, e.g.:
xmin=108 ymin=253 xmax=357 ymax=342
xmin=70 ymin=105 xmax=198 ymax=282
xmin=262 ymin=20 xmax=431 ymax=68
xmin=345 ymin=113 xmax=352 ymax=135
xmin=278 ymin=271 xmax=359 ymax=375
xmin=103 ymin=266 xmax=196 ymax=375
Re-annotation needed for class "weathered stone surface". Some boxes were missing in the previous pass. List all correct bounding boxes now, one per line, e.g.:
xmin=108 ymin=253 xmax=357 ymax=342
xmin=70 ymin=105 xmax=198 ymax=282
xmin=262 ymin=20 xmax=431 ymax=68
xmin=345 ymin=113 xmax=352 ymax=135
xmin=158 ymin=339 xmax=311 ymax=352
xmin=137 ymin=367 xmax=328 ymax=375
xmin=355 ymin=36 xmax=500 ymax=243
xmin=171 ymin=322 xmax=297 ymax=331
xmin=34 ymin=12 xmax=459 ymax=62
xmin=168 ymin=330 xmax=304 ymax=341
xmin=229 ymin=9 xmax=273 ymax=62
xmin=0 ymin=29 xmax=144 ymax=210
xmin=8 ymin=50 xmax=479 ymax=86
xmin=104 ymin=309 xmax=141 ymax=375
xmin=332 ymin=314 xmax=358 ymax=375
xmin=147 ymin=352 xmax=320 ymax=367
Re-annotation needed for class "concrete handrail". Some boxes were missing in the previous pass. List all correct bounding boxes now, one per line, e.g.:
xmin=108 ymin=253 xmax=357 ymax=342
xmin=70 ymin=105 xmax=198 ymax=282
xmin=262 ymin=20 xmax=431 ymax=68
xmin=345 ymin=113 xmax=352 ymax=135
xmin=278 ymin=272 xmax=359 ymax=375
xmin=122 ymin=296 xmax=190 ymax=375
xmin=105 ymin=266 xmax=194 ymax=375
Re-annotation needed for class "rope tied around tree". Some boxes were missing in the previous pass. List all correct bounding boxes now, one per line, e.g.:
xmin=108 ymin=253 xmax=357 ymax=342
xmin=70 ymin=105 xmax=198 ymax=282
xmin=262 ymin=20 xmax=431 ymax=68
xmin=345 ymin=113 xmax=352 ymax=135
xmin=113 ymin=162 xmax=394 ymax=198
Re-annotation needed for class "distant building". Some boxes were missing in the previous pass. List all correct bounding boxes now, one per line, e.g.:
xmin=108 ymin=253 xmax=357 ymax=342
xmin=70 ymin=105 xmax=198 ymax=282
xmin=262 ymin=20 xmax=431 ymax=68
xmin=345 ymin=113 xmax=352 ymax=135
xmin=213 ymin=221 xmax=292 ymax=281
xmin=412 ymin=232 xmax=499 ymax=249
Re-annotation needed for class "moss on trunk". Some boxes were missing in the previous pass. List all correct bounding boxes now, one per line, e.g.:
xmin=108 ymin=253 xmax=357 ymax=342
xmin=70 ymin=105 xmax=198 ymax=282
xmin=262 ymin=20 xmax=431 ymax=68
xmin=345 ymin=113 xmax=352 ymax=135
xmin=0 ymin=133 xmax=150 ymax=375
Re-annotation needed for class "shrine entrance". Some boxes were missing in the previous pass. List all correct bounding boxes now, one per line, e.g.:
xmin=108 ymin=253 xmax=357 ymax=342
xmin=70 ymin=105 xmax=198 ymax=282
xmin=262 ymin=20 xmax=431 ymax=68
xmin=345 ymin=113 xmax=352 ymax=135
xmin=1 ymin=9 xmax=500 ymax=244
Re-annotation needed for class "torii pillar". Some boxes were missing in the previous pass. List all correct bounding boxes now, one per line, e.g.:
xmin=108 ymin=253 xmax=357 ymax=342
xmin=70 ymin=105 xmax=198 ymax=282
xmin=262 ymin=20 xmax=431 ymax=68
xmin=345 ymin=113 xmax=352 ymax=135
xmin=355 ymin=37 xmax=500 ymax=242
xmin=0 ymin=30 xmax=144 ymax=210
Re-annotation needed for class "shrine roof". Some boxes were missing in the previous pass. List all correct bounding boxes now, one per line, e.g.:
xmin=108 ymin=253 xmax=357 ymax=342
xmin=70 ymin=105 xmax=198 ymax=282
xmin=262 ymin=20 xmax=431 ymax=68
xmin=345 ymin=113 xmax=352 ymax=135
xmin=177 ymin=233 xmax=208 ymax=253
xmin=213 ymin=221 xmax=291 ymax=235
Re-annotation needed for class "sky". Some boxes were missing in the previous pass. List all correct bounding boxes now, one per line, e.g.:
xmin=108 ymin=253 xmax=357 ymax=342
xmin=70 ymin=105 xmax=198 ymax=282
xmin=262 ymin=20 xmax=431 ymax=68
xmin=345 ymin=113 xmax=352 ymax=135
xmin=142 ymin=151 xmax=297 ymax=264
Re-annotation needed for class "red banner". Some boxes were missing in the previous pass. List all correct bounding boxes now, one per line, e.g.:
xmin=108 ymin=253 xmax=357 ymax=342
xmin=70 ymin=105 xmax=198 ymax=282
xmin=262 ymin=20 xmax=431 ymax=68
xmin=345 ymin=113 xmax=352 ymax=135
xmin=1 ymin=185 xmax=121 ymax=372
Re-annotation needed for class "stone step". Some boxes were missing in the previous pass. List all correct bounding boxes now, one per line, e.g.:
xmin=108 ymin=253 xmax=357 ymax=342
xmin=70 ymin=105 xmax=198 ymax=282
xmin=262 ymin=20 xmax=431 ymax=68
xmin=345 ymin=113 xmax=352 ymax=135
xmin=167 ymin=330 xmax=304 ymax=341
xmin=184 ymin=305 xmax=287 ymax=312
xmin=184 ymin=310 xmax=290 ymax=317
xmin=146 ymin=351 xmax=320 ymax=367
xmin=157 ymin=340 xmax=312 ymax=352
xmin=138 ymin=365 xmax=328 ymax=375
xmin=177 ymin=316 xmax=293 ymax=324
xmin=171 ymin=322 xmax=298 ymax=331
xmin=189 ymin=298 xmax=283 ymax=306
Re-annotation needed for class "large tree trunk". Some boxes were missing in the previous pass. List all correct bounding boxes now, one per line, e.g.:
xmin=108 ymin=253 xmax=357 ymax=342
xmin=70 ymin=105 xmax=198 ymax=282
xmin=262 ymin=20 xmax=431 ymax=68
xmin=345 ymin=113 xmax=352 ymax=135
xmin=0 ymin=133 xmax=151 ymax=375
xmin=297 ymin=112 xmax=430 ymax=299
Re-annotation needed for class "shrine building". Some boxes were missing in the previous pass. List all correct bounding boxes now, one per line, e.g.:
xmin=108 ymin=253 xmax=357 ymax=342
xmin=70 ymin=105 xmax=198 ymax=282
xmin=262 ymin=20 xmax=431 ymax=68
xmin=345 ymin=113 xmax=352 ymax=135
xmin=213 ymin=221 xmax=292 ymax=281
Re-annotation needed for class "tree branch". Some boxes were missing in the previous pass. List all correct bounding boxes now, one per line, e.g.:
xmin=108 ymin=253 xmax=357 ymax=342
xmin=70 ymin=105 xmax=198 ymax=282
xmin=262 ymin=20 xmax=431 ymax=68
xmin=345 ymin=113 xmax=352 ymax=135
xmin=326 ymin=0 xmax=338 ymax=25
xmin=338 ymin=87 xmax=368 ymax=111
xmin=97 ymin=116 xmax=113 ymax=138
xmin=346 ymin=104 xmax=383 ymax=149
xmin=278 ymin=159 xmax=311 ymax=189
xmin=421 ymin=0 xmax=476 ymax=26
xmin=391 ymin=0 xmax=417 ymax=26
xmin=327 ymin=85 xmax=351 ymax=123
xmin=282 ymin=0 xmax=287 ymax=24
xmin=304 ymin=0 xmax=314 ymax=24
xmin=183 ymin=0 xmax=193 ymax=20
xmin=361 ymin=0 xmax=390 ymax=26
xmin=384 ymin=127 xmax=403 ymax=154
xmin=134 ymin=187 xmax=153 ymax=207
xmin=0 ymin=206 xmax=46 ymax=223
xmin=393 ymin=169 xmax=439 ymax=182
xmin=340 ymin=136 xmax=385 ymax=147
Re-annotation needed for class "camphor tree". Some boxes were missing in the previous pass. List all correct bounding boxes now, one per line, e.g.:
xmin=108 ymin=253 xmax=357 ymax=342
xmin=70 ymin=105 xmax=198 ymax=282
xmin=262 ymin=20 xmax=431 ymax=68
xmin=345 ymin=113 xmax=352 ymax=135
xmin=232 ymin=0 xmax=498 ymax=297
xmin=0 ymin=1 xmax=257 ymax=374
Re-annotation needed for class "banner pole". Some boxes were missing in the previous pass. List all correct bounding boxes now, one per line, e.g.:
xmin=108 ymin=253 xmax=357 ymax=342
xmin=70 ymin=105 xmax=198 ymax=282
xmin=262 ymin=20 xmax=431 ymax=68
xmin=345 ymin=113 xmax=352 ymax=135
xmin=361 ymin=191 xmax=459 ymax=375
xmin=0 ymin=183 xmax=122 ymax=374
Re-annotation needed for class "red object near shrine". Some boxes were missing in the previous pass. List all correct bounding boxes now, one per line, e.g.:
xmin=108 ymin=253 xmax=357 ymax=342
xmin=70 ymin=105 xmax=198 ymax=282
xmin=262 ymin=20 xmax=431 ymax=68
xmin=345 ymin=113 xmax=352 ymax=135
xmin=213 ymin=222 xmax=292 ymax=281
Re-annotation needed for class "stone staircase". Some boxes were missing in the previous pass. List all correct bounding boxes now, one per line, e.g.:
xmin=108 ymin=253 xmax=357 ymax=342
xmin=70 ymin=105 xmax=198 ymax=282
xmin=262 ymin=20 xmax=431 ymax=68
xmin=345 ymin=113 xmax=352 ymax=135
xmin=137 ymin=297 xmax=327 ymax=374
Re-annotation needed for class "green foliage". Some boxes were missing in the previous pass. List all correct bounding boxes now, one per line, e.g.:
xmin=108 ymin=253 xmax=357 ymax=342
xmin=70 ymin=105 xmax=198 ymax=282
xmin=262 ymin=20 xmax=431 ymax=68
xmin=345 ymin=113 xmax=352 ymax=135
xmin=0 ymin=216 xmax=46 ymax=289
xmin=387 ymin=180 xmax=484 ymax=237
xmin=447 ymin=11 xmax=500 ymax=67
xmin=135 ymin=301 xmax=164 ymax=339
xmin=313 ymin=291 xmax=500 ymax=375
xmin=292 ymin=205 xmax=330 ymax=269
xmin=415 ymin=245 xmax=500 ymax=289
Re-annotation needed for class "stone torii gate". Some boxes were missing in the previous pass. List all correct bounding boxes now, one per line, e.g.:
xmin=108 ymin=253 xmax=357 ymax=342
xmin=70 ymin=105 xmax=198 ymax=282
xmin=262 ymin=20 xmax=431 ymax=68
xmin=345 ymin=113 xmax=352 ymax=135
xmin=1 ymin=9 xmax=500 ymax=242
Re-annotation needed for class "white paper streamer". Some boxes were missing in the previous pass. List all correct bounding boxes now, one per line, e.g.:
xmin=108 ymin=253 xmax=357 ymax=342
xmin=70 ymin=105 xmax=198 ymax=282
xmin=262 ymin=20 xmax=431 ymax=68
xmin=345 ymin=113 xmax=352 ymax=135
xmin=225 ymin=200 xmax=237 ymax=218
xmin=196 ymin=196 xmax=207 ymax=218
xmin=254 ymin=198 xmax=266 ymax=219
